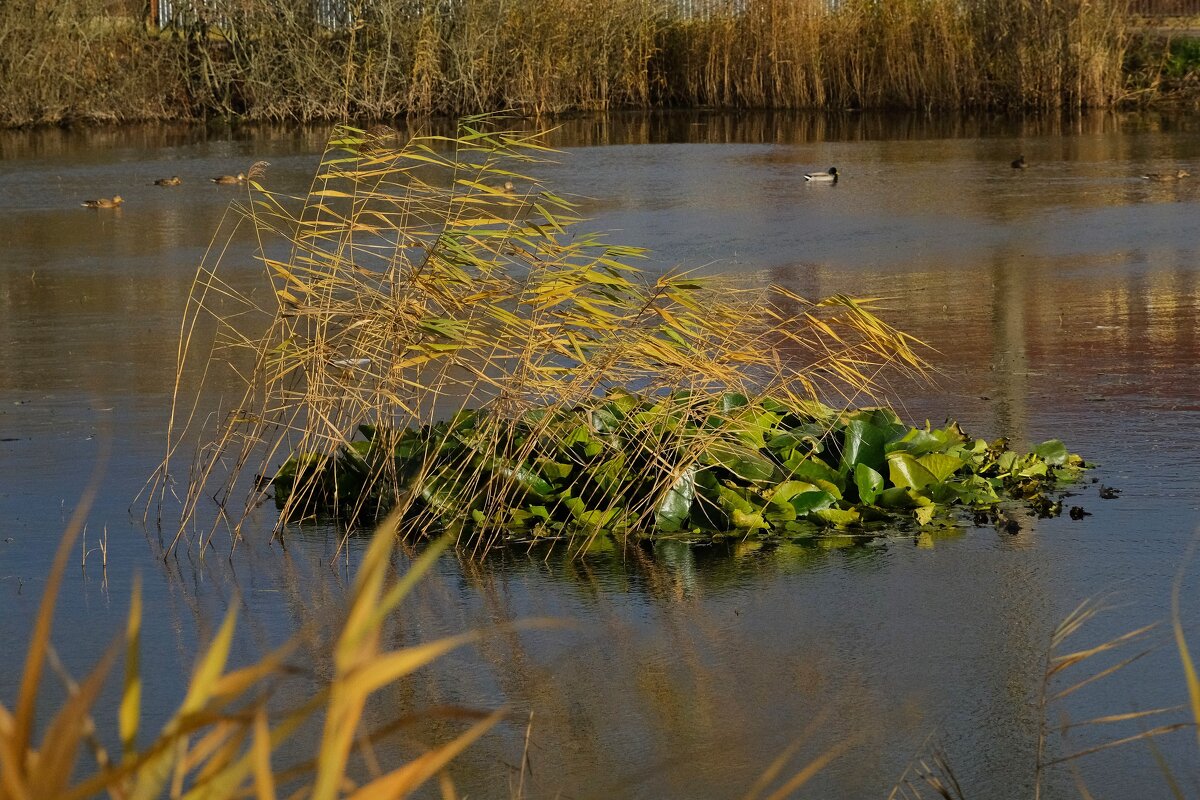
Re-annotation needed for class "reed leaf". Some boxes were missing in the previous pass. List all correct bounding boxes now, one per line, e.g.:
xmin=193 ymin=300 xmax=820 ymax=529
xmin=120 ymin=576 xmax=143 ymax=758
xmin=345 ymin=708 xmax=505 ymax=799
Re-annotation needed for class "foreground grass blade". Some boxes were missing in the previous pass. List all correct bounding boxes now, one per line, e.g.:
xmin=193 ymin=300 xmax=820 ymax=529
xmin=1172 ymin=543 xmax=1200 ymax=748
xmin=121 ymin=576 xmax=143 ymax=758
xmin=345 ymin=708 xmax=506 ymax=799
xmin=13 ymin=473 xmax=103 ymax=758
xmin=5 ymin=511 xmax=498 ymax=800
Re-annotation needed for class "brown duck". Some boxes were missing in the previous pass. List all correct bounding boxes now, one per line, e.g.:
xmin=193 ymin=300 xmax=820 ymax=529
xmin=154 ymin=176 xmax=182 ymax=186
xmin=211 ymin=173 xmax=246 ymax=185
xmin=81 ymin=196 xmax=123 ymax=209
xmin=1143 ymin=169 xmax=1190 ymax=181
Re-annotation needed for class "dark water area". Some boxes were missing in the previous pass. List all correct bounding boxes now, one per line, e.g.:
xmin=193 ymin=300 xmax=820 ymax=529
xmin=1 ymin=110 xmax=1198 ymax=798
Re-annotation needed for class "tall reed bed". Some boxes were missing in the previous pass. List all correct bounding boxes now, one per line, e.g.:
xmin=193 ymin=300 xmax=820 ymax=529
xmin=659 ymin=0 xmax=1131 ymax=110
xmin=0 ymin=0 xmax=1131 ymax=126
xmin=0 ymin=0 xmax=181 ymax=126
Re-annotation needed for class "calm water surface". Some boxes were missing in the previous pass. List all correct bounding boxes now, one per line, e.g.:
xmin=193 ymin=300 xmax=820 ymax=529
xmin=1 ymin=112 xmax=1198 ymax=798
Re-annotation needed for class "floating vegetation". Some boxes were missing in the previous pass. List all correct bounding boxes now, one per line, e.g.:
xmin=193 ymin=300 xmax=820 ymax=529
xmin=147 ymin=121 xmax=1087 ymax=557
xmin=146 ymin=121 xmax=936 ymax=555
xmin=271 ymin=390 xmax=1087 ymax=545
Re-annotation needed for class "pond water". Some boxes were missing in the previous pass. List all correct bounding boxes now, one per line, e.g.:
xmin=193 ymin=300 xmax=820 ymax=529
xmin=1 ymin=111 xmax=1198 ymax=799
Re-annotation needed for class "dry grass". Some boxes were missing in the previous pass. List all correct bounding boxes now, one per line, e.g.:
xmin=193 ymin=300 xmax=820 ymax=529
xmin=0 ymin=482 xmax=506 ymax=800
xmin=0 ymin=0 xmax=1132 ymax=126
xmin=140 ymin=119 xmax=928 ymax=556
xmin=1031 ymin=595 xmax=1189 ymax=798
xmin=0 ymin=0 xmax=182 ymax=126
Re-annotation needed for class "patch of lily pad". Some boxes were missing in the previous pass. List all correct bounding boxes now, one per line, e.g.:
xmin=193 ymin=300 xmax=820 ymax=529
xmin=271 ymin=390 xmax=1087 ymax=541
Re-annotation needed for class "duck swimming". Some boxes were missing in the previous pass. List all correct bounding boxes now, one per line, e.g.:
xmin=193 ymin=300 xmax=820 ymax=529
xmin=211 ymin=173 xmax=246 ymax=185
xmin=1011 ymin=155 xmax=1027 ymax=169
xmin=804 ymin=167 xmax=838 ymax=182
xmin=1143 ymin=169 xmax=1190 ymax=181
xmin=154 ymin=176 xmax=182 ymax=186
xmin=81 ymin=196 xmax=123 ymax=209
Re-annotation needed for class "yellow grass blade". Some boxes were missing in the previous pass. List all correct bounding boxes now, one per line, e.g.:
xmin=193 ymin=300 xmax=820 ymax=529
xmin=1172 ymin=552 xmax=1200 ymax=748
xmin=209 ymin=639 xmax=301 ymax=701
xmin=347 ymin=634 xmax=479 ymax=699
xmin=129 ymin=603 xmax=240 ymax=800
xmin=28 ymin=638 xmax=120 ymax=797
xmin=252 ymin=708 xmax=276 ymax=800
xmin=1042 ymin=724 xmax=1191 ymax=768
xmin=181 ymin=604 xmax=240 ymax=716
xmin=120 ymin=575 xmax=143 ymax=757
xmin=367 ymin=535 xmax=453 ymax=633
xmin=13 ymin=477 xmax=102 ymax=756
xmin=760 ymin=739 xmax=854 ymax=800
xmin=344 ymin=708 xmax=505 ymax=800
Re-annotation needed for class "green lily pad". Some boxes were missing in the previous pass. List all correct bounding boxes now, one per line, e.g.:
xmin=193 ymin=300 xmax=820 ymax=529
xmin=703 ymin=441 xmax=779 ymax=483
xmin=1032 ymin=439 xmax=1070 ymax=466
xmin=840 ymin=418 xmax=888 ymax=474
xmin=855 ymin=463 xmax=885 ymax=505
xmin=887 ymin=452 xmax=939 ymax=490
xmin=917 ymin=453 xmax=965 ymax=482
xmin=655 ymin=466 xmax=696 ymax=532
xmin=811 ymin=508 xmax=862 ymax=527
xmin=273 ymin=391 xmax=1087 ymax=545
xmin=791 ymin=490 xmax=838 ymax=515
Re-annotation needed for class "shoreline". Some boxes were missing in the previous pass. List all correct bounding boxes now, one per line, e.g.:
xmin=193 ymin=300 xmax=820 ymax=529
xmin=2 ymin=107 xmax=1198 ymax=142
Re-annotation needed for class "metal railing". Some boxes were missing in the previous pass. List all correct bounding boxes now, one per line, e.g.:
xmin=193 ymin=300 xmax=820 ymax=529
xmin=153 ymin=0 xmax=356 ymax=30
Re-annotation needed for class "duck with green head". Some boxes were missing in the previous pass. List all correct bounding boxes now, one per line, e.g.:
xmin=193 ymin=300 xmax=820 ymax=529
xmin=804 ymin=167 xmax=838 ymax=183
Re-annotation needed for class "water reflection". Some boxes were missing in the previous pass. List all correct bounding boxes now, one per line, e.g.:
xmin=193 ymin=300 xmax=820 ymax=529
xmin=2 ymin=111 xmax=1199 ymax=798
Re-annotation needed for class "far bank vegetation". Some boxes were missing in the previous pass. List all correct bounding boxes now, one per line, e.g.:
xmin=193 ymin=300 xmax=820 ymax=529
xmin=0 ymin=0 xmax=1133 ymax=126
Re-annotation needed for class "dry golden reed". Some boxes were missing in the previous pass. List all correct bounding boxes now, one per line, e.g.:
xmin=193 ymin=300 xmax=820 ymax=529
xmin=143 ymin=120 xmax=927 ymax=555
xmin=0 ymin=0 xmax=1130 ymax=126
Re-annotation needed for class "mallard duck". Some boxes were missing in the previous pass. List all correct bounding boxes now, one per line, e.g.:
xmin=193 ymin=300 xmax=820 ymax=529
xmin=154 ymin=176 xmax=182 ymax=186
xmin=1142 ymin=169 xmax=1190 ymax=181
xmin=1011 ymin=155 xmax=1027 ymax=169
xmin=211 ymin=173 xmax=246 ymax=185
xmin=804 ymin=167 xmax=838 ymax=182
xmin=81 ymin=195 xmax=123 ymax=209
